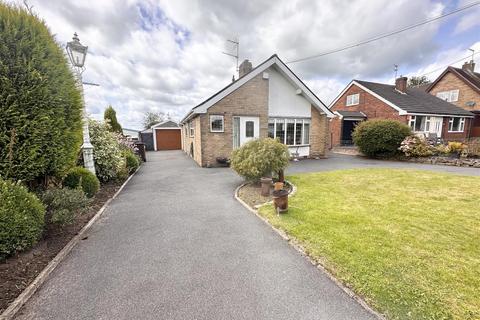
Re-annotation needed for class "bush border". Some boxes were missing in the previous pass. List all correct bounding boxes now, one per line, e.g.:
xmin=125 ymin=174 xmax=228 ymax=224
xmin=0 ymin=166 xmax=141 ymax=320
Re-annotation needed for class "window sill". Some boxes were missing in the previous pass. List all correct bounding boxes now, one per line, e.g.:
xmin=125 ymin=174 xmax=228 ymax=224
xmin=447 ymin=131 xmax=464 ymax=133
xmin=286 ymin=144 xmax=310 ymax=147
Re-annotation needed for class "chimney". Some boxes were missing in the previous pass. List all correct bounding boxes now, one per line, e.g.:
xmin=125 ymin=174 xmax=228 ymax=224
xmin=395 ymin=76 xmax=408 ymax=93
xmin=462 ymin=60 xmax=476 ymax=72
xmin=239 ymin=59 xmax=253 ymax=78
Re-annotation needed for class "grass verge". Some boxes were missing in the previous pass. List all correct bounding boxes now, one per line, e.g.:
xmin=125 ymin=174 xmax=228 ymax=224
xmin=258 ymin=168 xmax=480 ymax=320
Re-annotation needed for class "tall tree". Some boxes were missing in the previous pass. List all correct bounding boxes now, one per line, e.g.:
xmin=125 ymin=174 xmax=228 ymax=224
xmin=408 ymin=76 xmax=431 ymax=87
xmin=143 ymin=111 xmax=167 ymax=129
xmin=104 ymin=105 xmax=123 ymax=133
xmin=0 ymin=3 xmax=83 ymax=182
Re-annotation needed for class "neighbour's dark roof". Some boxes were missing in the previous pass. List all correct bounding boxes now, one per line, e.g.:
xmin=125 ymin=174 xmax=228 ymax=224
xmin=427 ymin=66 xmax=480 ymax=94
xmin=336 ymin=110 xmax=366 ymax=118
xmin=152 ymin=120 xmax=180 ymax=128
xmin=356 ymin=80 xmax=473 ymax=117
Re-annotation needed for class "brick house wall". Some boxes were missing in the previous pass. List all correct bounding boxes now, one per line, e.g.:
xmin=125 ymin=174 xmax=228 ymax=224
xmin=442 ymin=117 xmax=472 ymax=141
xmin=330 ymin=83 xmax=407 ymax=147
xmin=181 ymin=116 xmax=202 ymax=165
xmin=428 ymin=72 xmax=480 ymax=112
xmin=428 ymin=71 xmax=480 ymax=137
xmin=199 ymin=72 xmax=269 ymax=167
xmin=310 ymin=106 xmax=329 ymax=157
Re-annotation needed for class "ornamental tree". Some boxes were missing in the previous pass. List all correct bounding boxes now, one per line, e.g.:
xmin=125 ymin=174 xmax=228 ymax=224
xmin=104 ymin=105 xmax=123 ymax=134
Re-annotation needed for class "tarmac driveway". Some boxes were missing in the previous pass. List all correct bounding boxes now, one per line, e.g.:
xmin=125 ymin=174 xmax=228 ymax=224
xmin=17 ymin=151 xmax=378 ymax=320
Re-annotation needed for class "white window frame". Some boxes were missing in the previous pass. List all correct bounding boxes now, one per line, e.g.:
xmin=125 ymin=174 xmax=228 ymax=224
xmin=409 ymin=115 xmax=431 ymax=132
xmin=346 ymin=93 xmax=360 ymax=106
xmin=209 ymin=115 xmax=224 ymax=133
xmin=268 ymin=118 xmax=310 ymax=146
xmin=448 ymin=117 xmax=465 ymax=132
xmin=189 ymin=121 xmax=194 ymax=137
xmin=436 ymin=89 xmax=459 ymax=102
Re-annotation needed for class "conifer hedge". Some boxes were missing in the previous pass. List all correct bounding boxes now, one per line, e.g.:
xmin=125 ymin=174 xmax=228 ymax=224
xmin=0 ymin=4 xmax=83 ymax=182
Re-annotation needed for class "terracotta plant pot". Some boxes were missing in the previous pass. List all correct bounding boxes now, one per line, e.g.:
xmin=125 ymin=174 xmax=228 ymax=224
xmin=272 ymin=189 xmax=289 ymax=213
xmin=274 ymin=182 xmax=284 ymax=191
xmin=260 ymin=177 xmax=272 ymax=196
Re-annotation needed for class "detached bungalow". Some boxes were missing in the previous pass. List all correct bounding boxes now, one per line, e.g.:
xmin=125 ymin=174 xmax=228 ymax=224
xmin=329 ymin=77 xmax=474 ymax=147
xmin=180 ymin=54 xmax=335 ymax=167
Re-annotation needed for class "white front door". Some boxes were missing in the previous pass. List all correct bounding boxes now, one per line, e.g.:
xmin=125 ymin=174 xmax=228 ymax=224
xmin=233 ymin=116 xmax=259 ymax=148
xmin=429 ymin=117 xmax=443 ymax=137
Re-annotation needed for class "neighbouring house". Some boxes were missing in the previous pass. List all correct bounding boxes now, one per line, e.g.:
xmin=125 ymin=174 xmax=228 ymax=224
xmin=425 ymin=60 xmax=480 ymax=137
xmin=140 ymin=121 xmax=181 ymax=151
xmin=122 ymin=128 xmax=140 ymax=140
xmin=329 ymin=77 xmax=474 ymax=147
xmin=179 ymin=54 xmax=335 ymax=167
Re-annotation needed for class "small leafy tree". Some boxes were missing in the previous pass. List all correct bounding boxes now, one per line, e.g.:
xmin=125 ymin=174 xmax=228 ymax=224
xmin=408 ymin=76 xmax=430 ymax=87
xmin=104 ymin=105 xmax=123 ymax=134
xmin=88 ymin=120 xmax=125 ymax=182
xmin=0 ymin=3 xmax=83 ymax=182
xmin=230 ymin=138 xmax=290 ymax=181
xmin=353 ymin=120 xmax=411 ymax=158
xmin=143 ymin=111 xmax=167 ymax=129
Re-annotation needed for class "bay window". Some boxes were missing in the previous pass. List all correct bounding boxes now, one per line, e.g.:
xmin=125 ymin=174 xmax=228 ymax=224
xmin=448 ymin=117 xmax=465 ymax=132
xmin=268 ymin=118 xmax=310 ymax=146
xmin=409 ymin=116 xmax=431 ymax=132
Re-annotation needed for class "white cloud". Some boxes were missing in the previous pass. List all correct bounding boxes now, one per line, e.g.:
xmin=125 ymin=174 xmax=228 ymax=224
xmin=7 ymin=0 xmax=478 ymax=129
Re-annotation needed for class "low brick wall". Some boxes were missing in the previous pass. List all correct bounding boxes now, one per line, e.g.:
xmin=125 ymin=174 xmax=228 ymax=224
xmin=406 ymin=156 xmax=480 ymax=168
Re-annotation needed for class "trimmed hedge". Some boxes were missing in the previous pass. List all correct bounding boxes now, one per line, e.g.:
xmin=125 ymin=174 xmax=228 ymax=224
xmin=0 ymin=178 xmax=45 ymax=259
xmin=63 ymin=167 xmax=100 ymax=198
xmin=0 ymin=4 xmax=83 ymax=182
xmin=230 ymin=138 xmax=290 ymax=181
xmin=353 ymin=119 xmax=411 ymax=158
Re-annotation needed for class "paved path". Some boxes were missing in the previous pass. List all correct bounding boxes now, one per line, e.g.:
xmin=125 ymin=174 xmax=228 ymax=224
xmin=18 ymin=151 xmax=377 ymax=320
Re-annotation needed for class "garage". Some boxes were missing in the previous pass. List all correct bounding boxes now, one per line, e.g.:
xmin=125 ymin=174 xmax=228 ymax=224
xmin=152 ymin=121 xmax=182 ymax=151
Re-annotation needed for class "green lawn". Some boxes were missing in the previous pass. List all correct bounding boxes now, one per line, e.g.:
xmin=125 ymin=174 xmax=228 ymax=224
xmin=258 ymin=169 xmax=480 ymax=320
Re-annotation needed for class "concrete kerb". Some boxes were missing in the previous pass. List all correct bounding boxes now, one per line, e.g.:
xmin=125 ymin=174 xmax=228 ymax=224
xmin=0 ymin=166 xmax=142 ymax=320
xmin=234 ymin=182 xmax=384 ymax=320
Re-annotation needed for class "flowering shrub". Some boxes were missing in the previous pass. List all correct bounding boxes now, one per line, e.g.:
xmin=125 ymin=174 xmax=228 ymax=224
xmin=399 ymin=136 xmax=435 ymax=157
xmin=89 ymin=120 xmax=125 ymax=182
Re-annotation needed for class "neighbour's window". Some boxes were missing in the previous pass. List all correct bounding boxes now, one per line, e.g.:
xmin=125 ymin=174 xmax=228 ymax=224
xmin=409 ymin=116 xmax=431 ymax=132
xmin=436 ymin=90 xmax=459 ymax=102
xmin=189 ymin=121 xmax=194 ymax=137
xmin=245 ymin=121 xmax=254 ymax=137
xmin=269 ymin=118 xmax=310 ymax=146
xmin=448 ymin=117 xmax=465 ymax=132
xmin=346 ymin=93 xmax=360 ymax=106
xmin=209 ymin=115 xmax=224 ymax=132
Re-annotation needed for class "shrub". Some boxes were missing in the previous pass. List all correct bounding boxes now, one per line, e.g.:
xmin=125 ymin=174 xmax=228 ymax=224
xmin=464 ymin=138 xmax=480 ymax=158
xmin=230 ymin=138 xmax=290 ymax=181
xmin=89 ymin=120 xmax=125 ymax=182
xmin=0 ymin=178 xmax=45 ymax=259
xmin=124 ymin=150 xmax=140 ymax=174
xmin=447 ymin=141 xmax=466 ymax=155
xmin=63 ymin=167 xmax=100 ymax=198
xmin=353 ymin=120 xmax=411 ymax=158
xmin=399 ymin=136 xmax=435 ymax=157
xmin=42 ymin=188 xmax=90 ymax=226
xmin=0 ymin=4 xmax=83 ymax=182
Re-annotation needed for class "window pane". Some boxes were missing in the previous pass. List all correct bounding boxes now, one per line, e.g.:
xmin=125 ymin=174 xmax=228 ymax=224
xmin=268 ymin=120 xmax=275 ymax=138
xmin=276 ymin=120 xmax=285 ymax=143
xmin=303 ymin=123 xmax=310 ymax=144
xmin=246 ymin=121 xmax=254 ymax=137
xmin=286 ymin=120 xmax=295 ymax=145
xmin=295 ymin=121 xmax=303 ymax=145
xmin=415 ymin=116 xmax=425 ymax=131
xmin=210 ymin=116 xmax=223 ymax=132
xmin=233 ymin=117 xmax=240 ymax=148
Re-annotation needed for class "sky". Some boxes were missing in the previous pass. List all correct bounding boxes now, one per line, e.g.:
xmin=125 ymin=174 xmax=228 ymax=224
xmin=6 ymin=0 xmax=480 ymax=129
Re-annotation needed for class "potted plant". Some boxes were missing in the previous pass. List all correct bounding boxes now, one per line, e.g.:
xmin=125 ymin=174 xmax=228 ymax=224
xmin=272 ymin=188 xmax=289 ymax=213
